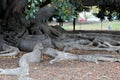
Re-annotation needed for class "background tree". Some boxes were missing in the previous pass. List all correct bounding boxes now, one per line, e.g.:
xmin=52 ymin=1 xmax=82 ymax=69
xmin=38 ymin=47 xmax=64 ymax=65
xmin=97 ymin=0 xmax=120 ymax=20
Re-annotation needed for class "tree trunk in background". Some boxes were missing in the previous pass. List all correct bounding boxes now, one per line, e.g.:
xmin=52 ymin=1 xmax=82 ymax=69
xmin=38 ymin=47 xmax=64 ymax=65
xmin=73 ymin=18 xmax=76 ymax=31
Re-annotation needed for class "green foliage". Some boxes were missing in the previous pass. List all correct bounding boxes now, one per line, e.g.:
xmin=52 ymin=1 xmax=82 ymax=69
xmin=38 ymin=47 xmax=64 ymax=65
xmin=51 ymin=0 xmax=76 ymax=21
xmin=97 ymin=0 xmax=120 ymax=20
xmin=26 ymin=0 xmax=120 ymax=21
xmin=26 ymin=0 xmax=76 ymax=21
xmin=26 ymin=0 xmax=46 ymax=19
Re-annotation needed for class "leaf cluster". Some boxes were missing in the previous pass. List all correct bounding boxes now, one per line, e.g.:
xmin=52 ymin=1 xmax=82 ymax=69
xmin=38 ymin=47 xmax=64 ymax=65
xmin=51 ymin=0 xmax=76 ymax=21
xmin=26 ymin=0 xmax=46 ymax=19
xmin=97 ymin=0 xmax=120 ymax=20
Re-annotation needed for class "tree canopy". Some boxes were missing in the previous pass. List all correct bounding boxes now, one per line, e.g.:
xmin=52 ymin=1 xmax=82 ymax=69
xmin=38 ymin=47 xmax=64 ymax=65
xmin=97 ymin=0 xmax=120 ymax=20
xmin=26 ymin=0 xmax=76 ymax=21
xmin=26 ymin=0 xmax=120 ymax=21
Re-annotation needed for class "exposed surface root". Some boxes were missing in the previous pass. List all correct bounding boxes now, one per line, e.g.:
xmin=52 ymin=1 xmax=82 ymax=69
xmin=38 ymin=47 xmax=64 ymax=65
xmin=0 ymin=43 xmax=20 ymax=56
xmin=1 ymin=32 xmax=120 ymax=80
xmin=43 ymin=48 xmax=120 ymax=64
xmin=0 ymin=43 xmax=43 ymax=80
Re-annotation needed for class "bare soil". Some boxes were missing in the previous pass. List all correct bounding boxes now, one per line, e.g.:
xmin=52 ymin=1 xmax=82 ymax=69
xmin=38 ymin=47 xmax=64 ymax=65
xmin=0 ymin=50 xmax=120 ymax=80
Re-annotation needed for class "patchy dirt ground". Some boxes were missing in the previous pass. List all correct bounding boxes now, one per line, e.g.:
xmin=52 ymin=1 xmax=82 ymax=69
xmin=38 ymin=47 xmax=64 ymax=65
xmin=0 ymin=50 xmax=120 ymax=80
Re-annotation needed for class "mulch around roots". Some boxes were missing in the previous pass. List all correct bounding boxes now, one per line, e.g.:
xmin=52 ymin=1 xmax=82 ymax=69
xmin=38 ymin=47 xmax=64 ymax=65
xmin=0 ymin=50 xmax=120 ymax=80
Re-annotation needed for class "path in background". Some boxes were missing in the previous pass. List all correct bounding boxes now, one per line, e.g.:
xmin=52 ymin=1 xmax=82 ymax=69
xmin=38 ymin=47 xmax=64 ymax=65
xmin=62 ymin=20 xmax=120 ymax=31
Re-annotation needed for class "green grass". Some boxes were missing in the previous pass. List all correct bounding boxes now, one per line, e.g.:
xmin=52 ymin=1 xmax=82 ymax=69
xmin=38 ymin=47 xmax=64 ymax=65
xmin=62 ymin=20 xmax=120 ymax=31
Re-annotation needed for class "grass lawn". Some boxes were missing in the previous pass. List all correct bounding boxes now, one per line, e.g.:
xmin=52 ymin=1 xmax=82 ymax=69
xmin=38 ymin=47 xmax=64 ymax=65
xmin=62 ymin=20 xmax=120 ymax=31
